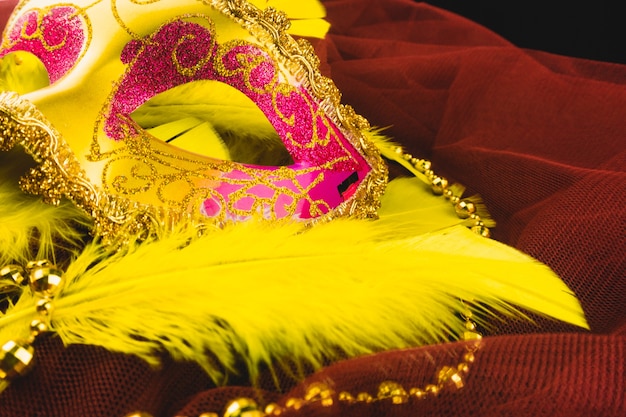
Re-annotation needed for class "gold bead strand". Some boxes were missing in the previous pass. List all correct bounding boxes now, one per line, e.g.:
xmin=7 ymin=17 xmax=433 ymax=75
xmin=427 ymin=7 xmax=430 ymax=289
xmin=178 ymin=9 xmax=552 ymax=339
xmin=393 ymin=146 xmax=492 ymax=238
xmin=0 ymin=260 xmax=64 ymax=382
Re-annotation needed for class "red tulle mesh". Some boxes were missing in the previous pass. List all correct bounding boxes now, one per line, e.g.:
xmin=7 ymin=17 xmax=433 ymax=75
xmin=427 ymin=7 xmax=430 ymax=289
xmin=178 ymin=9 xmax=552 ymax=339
xmin=0 ymin=0 xmax=624 ymax=416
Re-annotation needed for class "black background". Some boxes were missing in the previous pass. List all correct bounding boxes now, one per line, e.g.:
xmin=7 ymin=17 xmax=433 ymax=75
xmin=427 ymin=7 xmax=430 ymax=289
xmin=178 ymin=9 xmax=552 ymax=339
xmin=424 ymin=1 xmax=625 ymax=65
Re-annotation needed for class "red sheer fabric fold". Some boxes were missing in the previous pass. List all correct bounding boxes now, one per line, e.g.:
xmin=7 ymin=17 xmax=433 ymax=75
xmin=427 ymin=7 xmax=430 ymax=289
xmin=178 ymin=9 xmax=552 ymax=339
xmin=0 ymin=0 xmax=624 ymax=415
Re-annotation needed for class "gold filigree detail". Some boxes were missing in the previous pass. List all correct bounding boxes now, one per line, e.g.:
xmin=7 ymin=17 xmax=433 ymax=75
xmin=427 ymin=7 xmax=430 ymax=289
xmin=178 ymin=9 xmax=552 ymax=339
xmin=214 ymin=39 xmax=278 ymax=95
xmin=0 ymin=91 xmax=99 ymax=216
xmin=172 ymin=33 xmax=216 ymax=77
xmin=0 ymin=0 xmax=388 ymax=243
xmin=218 ymin=0 xmax=387 ymax=219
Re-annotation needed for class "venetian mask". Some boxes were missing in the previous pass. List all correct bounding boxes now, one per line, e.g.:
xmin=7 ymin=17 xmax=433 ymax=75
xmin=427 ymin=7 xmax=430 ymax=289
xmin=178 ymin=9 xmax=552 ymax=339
xmin=0 ymin=0 xmax=386 ymax=240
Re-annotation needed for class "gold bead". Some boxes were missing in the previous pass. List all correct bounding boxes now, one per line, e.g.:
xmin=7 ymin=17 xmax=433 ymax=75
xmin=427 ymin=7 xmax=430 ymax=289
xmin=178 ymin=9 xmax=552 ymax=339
xmin=285 ymin=398 xmax=304 ymax=411
xmin=26 ymin=260 xmax=51 ymax=271
xmin=377 ymin=381 xmax=409 ymax=404
xmin=304 ymin=382 xmax=323 ymax=400
xmin=393 ymin=146 xmax=404 ymax=155
xmin=199 ymin=413 xmax=219 ymax=417
xmin=463 ymin=352 xmax=476 ymax=363
xmin=29 ymin=265 xmax=64 ymax=297
xmin=424 ymin=169 xmax=434 ymax=180
xmin=356 ymin=392 xmax=374 ymax=403
xmin=458 ymin=363 xmax=470 ymax=374
xmin=223 ymin=398 xmax=261 ymax=417
xmin=419 ymin=160 xmax=432 ymax=172
xmin=35 ymin=299 xmax=54 ymax=316
xmin=470 ymin=225 xmax=491 ymax=238
xmin=425 ymin=384 xmax=440 ymax=396
xmin=437 ymin=366 xmax=454 ymax=383
xmin=338 ymin=392 xmax=355 ymax=403
xmin=264 ymin=403 xmax=282 ymax=415
xmin=438 ymin=366 xmax=464 ymax=389
xmin=449 ymin=372 xmax=464 ymax=389
xmin=455 ymin=200 xmax=477 ymax=219
xmin=0 ymin=340 xmax=35 ymax=379
xmin=465 ymin=321 xmax=477 ymax=331
xmin=409 ymin=388 xmax=426 ymax=399
xmin=461 ymin=308 xmax=473 ymax=319
xmin=463 ymin=330 xmax=483 ymax=341
xmin=431 ymin=177 xmax=448 ymax=195
xmin=0 ymin=264 xmax=26 ymax=285
xmin=304 ymin=382 xmax=334 ymax=407
xmin=30 ymin=319 xmax=48 ymax=337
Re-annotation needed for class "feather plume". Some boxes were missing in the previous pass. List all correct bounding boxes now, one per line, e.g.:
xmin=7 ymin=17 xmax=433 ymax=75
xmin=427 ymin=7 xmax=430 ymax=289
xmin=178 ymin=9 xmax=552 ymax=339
xmin=377 ymin=177 xmax=467 ymax=237
xmin=364 ymin=129 xmax=432 ymax=183
xmin=249 ymin=0 xmax=330 ymax=38
xmin=0 ymin=193 xmax=587 ymax=388
xmin=366 ymin=129 xmax=495 ymax=227
xmin=131 ymin=80 xmax=293 ymax=166
xmin=0 ymin=149 xmax=89 ymax=265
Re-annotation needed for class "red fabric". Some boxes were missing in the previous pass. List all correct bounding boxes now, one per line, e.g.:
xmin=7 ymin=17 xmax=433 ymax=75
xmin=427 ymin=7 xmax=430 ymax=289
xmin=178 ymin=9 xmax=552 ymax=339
xmin=1 ymin=0 xmax=625 ymax=416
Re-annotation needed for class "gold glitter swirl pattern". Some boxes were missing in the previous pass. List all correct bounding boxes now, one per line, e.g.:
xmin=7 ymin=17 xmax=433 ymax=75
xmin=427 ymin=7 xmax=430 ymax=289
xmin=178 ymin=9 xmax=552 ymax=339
xmin=0 ymin=1 xmax=388 ymax=243
xmin=213 ymin=39 xmax=278 ymax=95
xmin=1 ymin=2 xmax=96 ymax=83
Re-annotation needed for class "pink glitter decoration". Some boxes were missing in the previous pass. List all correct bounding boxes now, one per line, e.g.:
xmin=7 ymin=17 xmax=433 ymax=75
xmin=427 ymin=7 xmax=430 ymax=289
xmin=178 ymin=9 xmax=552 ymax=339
xmin=107 ymin=20 xmax=372 ymax=222
xmin=0 ymin=7 xmax=87 ymax=83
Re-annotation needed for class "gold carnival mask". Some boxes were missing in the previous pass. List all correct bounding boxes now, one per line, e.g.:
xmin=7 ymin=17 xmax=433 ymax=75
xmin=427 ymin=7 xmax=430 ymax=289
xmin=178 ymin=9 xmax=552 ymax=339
xmin=0 ymin=0 xmax=386 ymax=240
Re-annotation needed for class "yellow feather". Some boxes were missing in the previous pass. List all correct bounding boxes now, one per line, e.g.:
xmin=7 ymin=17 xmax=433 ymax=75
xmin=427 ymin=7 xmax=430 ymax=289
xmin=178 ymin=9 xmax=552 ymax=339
xmin=286 ymin=19 xmax=331 ymax=39
xmin=249 ymin=0 xmax=330 ymax=38
xmin=0 ymin=211 xmax=587 ymax=388
xmin=0 ymin=149 xmax=89 ymax=265
xmin=377 ymin=177 xmax=466 ymax=237
xmin=131 ymin=80 xmax=276 ymax=138
xmin=131 ymin=80 xmax=292 ymax=166
xmin=253 ymin=0 xmax=327 ymax=19
xmin=367 ymin=129 xmax=495 ymax=228
xmin=146 ymin=117 xmax=231 ymax=160
xmin=365 ymin=129 xmax=432 ymax=183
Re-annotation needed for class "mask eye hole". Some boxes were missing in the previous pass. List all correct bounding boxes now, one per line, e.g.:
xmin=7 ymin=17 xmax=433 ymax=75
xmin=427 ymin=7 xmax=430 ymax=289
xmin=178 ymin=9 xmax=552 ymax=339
xmin=131 ymin=79 xmax=294 ymax=167
xmin=0 ymin=51 xmax=50 ymax=94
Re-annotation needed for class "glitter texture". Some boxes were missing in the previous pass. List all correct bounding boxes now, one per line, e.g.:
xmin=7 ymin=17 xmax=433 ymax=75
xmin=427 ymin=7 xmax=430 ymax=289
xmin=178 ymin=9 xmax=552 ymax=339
xmin=0 ymin=6 xmax=88 ymax=83
xmin=105 ymin=19 xmax=371 ymax=221
xmin=0 ymin=2 xmax=387 ymax=241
